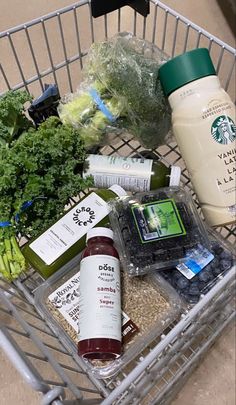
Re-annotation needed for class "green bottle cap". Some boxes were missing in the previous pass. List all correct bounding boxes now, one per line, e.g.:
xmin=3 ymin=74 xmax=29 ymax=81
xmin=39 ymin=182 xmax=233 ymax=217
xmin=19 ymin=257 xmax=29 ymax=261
xmin=159 ymin=48 xmax=216 ymax=96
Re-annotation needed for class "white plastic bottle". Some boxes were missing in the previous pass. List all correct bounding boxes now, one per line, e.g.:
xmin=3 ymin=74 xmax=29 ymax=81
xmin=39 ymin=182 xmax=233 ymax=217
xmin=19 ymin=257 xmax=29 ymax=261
xmin=159 ymin=48 xmax=236 ymax=227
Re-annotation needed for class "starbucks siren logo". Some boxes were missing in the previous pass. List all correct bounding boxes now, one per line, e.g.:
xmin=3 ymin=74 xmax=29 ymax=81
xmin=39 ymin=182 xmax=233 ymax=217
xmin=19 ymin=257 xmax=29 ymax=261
xmin=211 ymin=115 xmax=236 ymax=145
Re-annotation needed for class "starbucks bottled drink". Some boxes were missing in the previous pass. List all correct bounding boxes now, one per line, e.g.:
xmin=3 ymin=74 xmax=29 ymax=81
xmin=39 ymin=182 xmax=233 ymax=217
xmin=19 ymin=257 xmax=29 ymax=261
xmin=159 ymin=48 xmax=236 ymax=227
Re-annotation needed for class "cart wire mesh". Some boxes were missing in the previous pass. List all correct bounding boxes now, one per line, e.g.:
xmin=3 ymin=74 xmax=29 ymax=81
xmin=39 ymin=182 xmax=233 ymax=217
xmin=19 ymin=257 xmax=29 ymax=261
xmin=0 ymin=1 xmax=235 ymax=404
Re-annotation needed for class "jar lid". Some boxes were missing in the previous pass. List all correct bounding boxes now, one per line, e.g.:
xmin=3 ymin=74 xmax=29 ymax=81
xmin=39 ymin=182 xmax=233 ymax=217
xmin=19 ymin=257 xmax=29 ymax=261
xmin=169 ymin=166 xmax=181 ymax=186
xmin=159 ymin=48 xmax=216 ymax=96
xmin=109 ymin=184 xmax=127 ymax=197
xmin=86 ymin=227 xmax=114 ymax=242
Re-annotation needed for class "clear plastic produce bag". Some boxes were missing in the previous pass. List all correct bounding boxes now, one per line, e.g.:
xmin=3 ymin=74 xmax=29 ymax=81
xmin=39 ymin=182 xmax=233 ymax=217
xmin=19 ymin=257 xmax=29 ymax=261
xmin=58 ymin=32 xmax=172 ymax=150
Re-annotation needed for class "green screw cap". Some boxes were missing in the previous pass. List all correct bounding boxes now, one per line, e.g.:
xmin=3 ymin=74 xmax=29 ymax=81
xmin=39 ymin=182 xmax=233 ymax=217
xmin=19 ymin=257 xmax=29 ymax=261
xmin=159 ymin=48 xmax=216 ymax=96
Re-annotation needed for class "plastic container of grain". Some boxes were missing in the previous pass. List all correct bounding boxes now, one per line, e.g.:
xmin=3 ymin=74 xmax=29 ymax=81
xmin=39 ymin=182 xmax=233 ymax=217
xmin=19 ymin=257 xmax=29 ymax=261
xmin=108 ymin=186 xmax=210 ymax=276
xmin=34 ymin=253 xmax=183 ymax=378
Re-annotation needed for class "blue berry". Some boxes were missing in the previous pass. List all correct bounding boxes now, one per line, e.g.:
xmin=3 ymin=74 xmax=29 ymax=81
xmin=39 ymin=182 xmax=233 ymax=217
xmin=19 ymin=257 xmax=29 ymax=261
xmin=161 ymin=270 xmax=172 ymax=281
xmin=176 ymin=276 xmax=189 ymax=290
xmin=204 ymin=269 xmax=214 ymax=281
xmin=121 ymin=228 xmax=131 ymax=241
xmin=206 ymin=263 xmax=215 ymax=274
xmin=198 ymin=281 xmax=207 ymax=290
xmin=185 ymin=294 xmax=199 ymax=304
xmin=211 ymin=242 xmax=224 ymax=255
xmin=220 ymin=259 xmax=232 ymax=272
xmin=212 ymin=258 xmax=220 ymax=268
xmin=188 ymin=284 xmax=200 ymax=296
xmin=173 ymin=271 xmax=182 ymax=282
xmin=159 ymin=237 xmax=234 ymax=305
xmin=198 ymin=270 xmax=211 ymax=282
xmin=191 ymin=280 xmax=200 ymax=287
xmin=220 ymin=251 xmax=232 ymax=261
xmin=212 ymin=266 xmax=222 ymax=276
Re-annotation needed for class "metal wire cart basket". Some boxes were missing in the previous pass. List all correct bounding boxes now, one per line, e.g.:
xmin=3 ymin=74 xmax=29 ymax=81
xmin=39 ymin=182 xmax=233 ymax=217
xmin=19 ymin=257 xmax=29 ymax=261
xmin=0 ymin=1 xmax=235 ymax=404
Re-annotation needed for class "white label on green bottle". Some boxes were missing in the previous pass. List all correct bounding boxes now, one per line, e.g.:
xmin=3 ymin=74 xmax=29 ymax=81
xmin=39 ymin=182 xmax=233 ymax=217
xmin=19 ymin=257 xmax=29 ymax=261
xmin=79 ymin=255 xmax=121 ymax=341
xmin=84 ymin=155 xmax=152 ymax=192
xmin=29 ymin=193 xmax=109 ymax=265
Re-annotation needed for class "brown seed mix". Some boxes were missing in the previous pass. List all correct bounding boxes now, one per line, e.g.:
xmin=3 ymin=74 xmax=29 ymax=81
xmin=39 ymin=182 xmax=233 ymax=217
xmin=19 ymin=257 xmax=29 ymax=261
xmin=46 ymin=270 xmax=170 ymax=365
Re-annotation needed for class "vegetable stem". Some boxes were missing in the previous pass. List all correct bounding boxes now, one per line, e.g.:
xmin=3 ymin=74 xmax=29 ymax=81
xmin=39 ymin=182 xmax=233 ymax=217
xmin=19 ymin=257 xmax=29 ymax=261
xmin=10 ymin=236 xmax=22 ymax=257
xmin=0 ymin=236 xmax=27 ymax=281
xmin=3 ymin=253 xmax=11 ymax=277
xmin=4 ymin=238 xmax=13 ymax=261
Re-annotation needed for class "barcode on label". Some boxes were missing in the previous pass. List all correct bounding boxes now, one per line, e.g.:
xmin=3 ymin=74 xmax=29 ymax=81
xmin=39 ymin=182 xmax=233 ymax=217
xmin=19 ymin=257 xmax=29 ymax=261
xmin=177 ymin=263 xmax=195 ymax=279
xmin=145 ymin=232 xmax=158 ymax=240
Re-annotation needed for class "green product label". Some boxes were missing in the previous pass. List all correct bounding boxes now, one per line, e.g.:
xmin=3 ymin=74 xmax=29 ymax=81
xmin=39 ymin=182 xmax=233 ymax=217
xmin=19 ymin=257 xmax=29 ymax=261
xmin=132 ymin=198 xmax=186 ymax=243
xmin=211 ymin=115 xmax=236 ymax=145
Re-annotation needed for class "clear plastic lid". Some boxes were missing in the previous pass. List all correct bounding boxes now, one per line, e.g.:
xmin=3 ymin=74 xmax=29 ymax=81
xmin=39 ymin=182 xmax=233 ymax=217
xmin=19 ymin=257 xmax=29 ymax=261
xmin=169 ymin=166 xmax=181 ymax=186
xmin=109 ymin=184 xmax=127 ymax=197
xmin=108 ymin=186 xmax=210 ymax=276
xmin=34 ymin=252 xmax=183 ymax=379
xmin=86 ymin=227 xmax=114 ymax=242
xmin=159 ymin=227 xmax=235 ymax=305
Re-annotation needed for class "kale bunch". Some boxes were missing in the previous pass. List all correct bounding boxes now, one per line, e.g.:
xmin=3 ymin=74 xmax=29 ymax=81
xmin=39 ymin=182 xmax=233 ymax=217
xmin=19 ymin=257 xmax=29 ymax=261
xmin=0 ymin=90 xmax=93 ymax=281
xmin=0 ymin=116 xmax=93 ymax=238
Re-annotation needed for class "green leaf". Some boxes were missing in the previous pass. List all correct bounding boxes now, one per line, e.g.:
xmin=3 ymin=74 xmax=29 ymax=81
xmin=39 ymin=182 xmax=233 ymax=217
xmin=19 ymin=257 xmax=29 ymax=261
xmin=0 ymin=90 xmax=33 ymax=146
xmin=0 ymin=116 xmax=93 ymax=238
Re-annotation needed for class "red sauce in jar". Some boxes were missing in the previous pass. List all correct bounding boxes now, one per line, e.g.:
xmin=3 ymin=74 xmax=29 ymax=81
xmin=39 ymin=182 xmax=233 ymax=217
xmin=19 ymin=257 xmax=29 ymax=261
xmin=78 ymin=227 xmax=121 ymax=360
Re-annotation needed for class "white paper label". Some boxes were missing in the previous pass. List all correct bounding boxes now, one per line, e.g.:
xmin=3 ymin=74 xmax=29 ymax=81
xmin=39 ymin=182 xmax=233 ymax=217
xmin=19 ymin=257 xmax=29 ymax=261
xmin=79 ymin=254 xmax=121 ymax=341
xmin=176 ymin=245 xmax=214 ymax=279
xmin=30 ymin=193 xmax=109 ymax=265
xmin=84 ymin=155 xmax=152 ymax=192
xmin=48 ymin=272 xmax=81 ymax=331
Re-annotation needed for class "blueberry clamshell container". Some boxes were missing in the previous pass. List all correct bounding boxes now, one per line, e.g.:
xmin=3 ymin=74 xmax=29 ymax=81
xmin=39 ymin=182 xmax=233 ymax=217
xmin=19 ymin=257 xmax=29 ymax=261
xmin=108 ymin=186 xmax=210 ymax=276
xmin=34 ymin=253 xmax=183 ymax=379
xmin=159 ymin=227 xmax=236 ymax=305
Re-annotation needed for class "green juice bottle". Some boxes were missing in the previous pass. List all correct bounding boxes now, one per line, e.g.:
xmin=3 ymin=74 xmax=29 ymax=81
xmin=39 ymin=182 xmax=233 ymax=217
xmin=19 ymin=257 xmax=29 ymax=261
xmin=22 ymin=185 xmax=126 ymax=279
xmin=83 ymin=154 xmax=181 ymax=192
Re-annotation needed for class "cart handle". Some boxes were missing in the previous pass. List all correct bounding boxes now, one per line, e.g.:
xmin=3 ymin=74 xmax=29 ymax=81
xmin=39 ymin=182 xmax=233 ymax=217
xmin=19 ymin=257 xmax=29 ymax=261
xmin=91 ymin=0 xmax=149 ymax=18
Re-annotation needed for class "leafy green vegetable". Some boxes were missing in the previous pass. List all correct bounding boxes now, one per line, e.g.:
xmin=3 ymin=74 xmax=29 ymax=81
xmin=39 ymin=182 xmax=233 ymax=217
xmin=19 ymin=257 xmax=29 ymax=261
xmin=0 ymin=90 xmax=33 ymax=147
xmin=58 ymin=34 xmax=171 ymax=149
xmin=0 ymin=115 xmax=93 ymax=280
xmin=0 ymin=198 xmax=27 ymax=281
xmin=0 ymin=116 xmax=93 ymax=236
xmin=85 ymin=35 xmax=171 ymax=148
xmin=58 ymin=83 xmax=126 ymax=148
xmin=0 ymin=230 xmax=27 ymax=282
xmin=58 ymin=92 xmax=96 ymax=127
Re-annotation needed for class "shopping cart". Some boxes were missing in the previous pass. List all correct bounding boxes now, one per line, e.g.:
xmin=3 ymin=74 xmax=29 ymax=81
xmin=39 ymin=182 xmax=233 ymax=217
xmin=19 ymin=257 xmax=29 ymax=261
xmin=0 ymin=1 xmax=235 ymax=404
